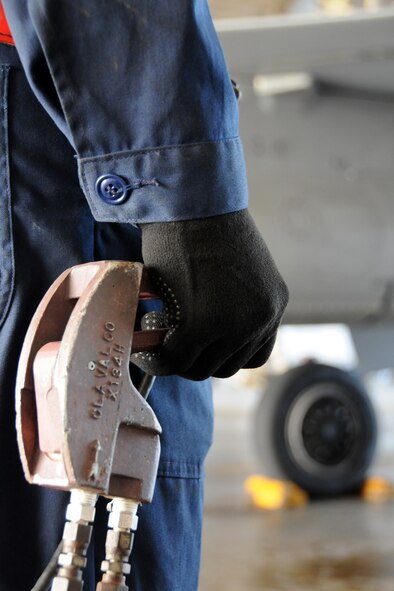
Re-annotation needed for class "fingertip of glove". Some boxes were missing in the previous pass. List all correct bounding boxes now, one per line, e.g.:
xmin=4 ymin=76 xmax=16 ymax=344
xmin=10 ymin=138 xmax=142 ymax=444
xmin=131 ymin=355 xmax=171 ymax=377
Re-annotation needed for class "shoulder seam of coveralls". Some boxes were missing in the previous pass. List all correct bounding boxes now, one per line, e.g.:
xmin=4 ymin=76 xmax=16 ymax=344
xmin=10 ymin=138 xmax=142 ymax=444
xmin=78 ymin=136 xmax=241 ymax=163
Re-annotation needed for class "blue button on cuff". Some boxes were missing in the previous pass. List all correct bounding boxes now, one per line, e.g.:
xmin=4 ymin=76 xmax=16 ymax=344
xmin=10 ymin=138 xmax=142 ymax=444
xmin=95 ymin=174 xmax=129 ymax=204
xmin=78 ymin=137 xmax=248 ymax=224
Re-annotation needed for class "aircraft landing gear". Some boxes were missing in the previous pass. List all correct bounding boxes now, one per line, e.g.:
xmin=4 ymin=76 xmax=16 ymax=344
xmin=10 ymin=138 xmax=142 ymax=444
xmin=254 ymin=362 xmax=377 ymax=496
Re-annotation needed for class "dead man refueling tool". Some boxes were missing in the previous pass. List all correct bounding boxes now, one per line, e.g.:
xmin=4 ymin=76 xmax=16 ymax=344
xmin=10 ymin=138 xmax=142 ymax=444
xmin=16 ymin=261 xmax=168 ymax=591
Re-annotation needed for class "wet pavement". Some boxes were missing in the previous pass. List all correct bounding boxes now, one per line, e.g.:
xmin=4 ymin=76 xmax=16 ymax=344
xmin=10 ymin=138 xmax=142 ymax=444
xmin=199 ymin=373 xmax=394 ymax=591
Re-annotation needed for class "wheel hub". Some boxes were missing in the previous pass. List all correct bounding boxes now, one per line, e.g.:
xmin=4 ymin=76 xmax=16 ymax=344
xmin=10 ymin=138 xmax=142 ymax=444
xmin=302 ymin=397 xmax=355 ymax=465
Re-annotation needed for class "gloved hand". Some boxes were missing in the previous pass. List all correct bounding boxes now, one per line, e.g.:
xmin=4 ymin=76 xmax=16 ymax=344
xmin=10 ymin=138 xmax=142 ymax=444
xmin=132 ymin=209 xmax=288 ymax=380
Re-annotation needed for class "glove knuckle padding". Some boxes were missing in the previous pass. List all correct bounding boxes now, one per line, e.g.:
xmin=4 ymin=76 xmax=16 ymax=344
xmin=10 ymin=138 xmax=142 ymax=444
xmin=135 ymin=209 xmax=288 ymax=379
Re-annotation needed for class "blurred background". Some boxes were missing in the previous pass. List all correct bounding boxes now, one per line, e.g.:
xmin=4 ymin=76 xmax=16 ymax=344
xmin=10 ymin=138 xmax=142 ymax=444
xmin=200 ymin=1 xmax=394 ymax=589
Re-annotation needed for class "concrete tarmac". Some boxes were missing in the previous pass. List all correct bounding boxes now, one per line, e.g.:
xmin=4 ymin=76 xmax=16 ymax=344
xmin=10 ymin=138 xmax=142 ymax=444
xmin=199 ymin=372 xmax=394 ymax=591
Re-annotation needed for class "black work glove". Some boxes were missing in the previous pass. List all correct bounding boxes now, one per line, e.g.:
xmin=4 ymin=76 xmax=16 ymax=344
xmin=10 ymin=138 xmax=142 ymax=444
xmin=132 ymin=209 xmax=288 ymax=380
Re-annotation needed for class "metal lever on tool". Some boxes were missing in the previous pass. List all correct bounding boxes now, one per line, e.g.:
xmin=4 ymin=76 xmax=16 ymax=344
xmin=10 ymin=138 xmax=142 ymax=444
xmin=16 ymin=261 xmax=166 ymax=590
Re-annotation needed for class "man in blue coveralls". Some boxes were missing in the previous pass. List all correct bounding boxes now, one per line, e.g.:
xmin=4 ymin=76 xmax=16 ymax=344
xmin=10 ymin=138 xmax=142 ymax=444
xmin=0 ymin=2 xmax=288 ymax=590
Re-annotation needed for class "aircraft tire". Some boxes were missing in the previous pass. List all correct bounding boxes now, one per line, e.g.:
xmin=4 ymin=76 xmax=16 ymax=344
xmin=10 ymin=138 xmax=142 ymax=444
xmin=254 ymin=362 xmax=377 ymax=496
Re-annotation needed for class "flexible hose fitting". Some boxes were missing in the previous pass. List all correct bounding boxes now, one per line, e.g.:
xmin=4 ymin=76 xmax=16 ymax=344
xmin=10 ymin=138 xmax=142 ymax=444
xmin=51 ymin=489 xmax=98 ymax=591
xmin=96 ymin=498 xmax=139 ymax=591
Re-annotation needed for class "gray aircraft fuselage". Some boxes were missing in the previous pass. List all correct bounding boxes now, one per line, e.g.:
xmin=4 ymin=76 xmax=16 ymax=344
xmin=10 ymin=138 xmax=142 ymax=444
xmin=217 ymin=11 xmax=394 ymax=371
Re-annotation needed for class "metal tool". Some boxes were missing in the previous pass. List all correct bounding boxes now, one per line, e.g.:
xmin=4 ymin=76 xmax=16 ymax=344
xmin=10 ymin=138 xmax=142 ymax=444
xmin=16 ymin=261 xmax=166 ymax=590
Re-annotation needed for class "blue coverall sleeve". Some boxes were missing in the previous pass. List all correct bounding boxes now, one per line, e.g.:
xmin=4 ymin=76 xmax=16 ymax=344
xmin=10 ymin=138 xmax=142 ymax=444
xmin=3 ymin=0 xmax=248 ymax=224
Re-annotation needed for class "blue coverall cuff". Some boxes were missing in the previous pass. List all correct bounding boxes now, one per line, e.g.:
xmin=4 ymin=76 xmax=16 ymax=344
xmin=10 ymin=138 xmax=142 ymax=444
xmin=77 ymin=137 xmax=248 ymax=224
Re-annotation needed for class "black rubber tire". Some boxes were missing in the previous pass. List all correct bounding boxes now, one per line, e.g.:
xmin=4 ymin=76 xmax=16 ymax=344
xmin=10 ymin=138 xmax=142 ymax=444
xmin=254 ymin=362 xmax=377 ymax=497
